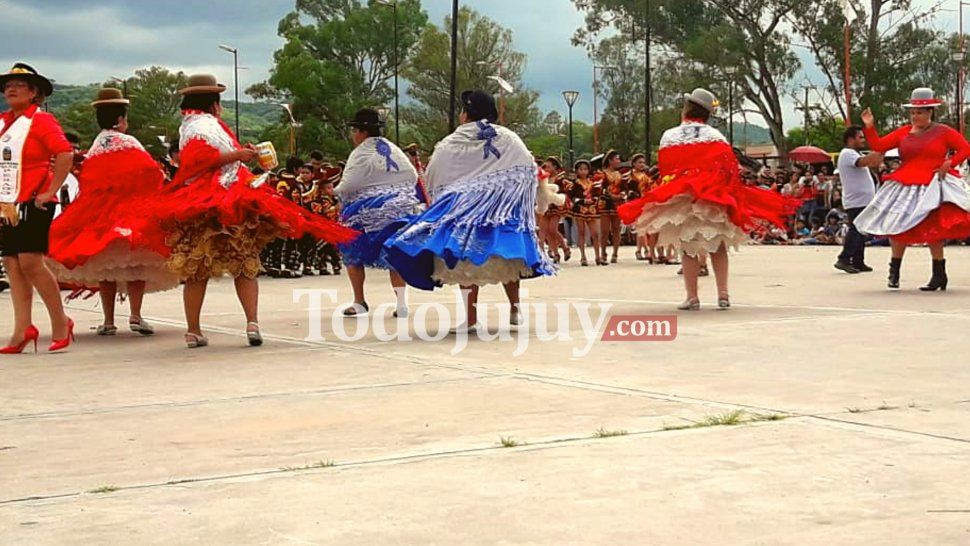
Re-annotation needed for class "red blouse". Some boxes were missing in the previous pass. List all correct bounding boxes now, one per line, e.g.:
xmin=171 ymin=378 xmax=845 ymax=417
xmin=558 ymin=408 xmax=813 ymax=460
xmin=864 ymin=124 xmax=970 ymax=186
xmin=0 ymin=104 xmax=73 ymax=202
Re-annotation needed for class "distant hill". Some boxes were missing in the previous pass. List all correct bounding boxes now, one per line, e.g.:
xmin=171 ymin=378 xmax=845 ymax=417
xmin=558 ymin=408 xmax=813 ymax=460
xmin=46 ymin=83 xmax=283 ymax=134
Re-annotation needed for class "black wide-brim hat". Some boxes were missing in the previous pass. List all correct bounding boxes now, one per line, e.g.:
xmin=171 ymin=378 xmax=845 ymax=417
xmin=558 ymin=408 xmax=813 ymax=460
xmin=461 ymin=90 xmax=499 ymax=124
xmin=347 ymin=108 xmax=385 ymax=129
xmin=0 ymin=63 xmax=54 ymax=97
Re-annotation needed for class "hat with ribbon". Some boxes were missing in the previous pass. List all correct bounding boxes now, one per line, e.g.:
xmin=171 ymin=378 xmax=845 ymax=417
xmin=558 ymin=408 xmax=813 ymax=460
xmin=683 ymin=88 xmax=720 ymax=113
xmin=0 ymin=63 xmax=54 ymax=97
xmin=902 ymin=87 xmax=943 ymax=109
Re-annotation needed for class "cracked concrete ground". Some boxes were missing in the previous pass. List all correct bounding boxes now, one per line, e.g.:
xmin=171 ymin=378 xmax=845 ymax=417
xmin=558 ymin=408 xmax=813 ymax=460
xmin=1 ymin=245 xmax=968 ymax=545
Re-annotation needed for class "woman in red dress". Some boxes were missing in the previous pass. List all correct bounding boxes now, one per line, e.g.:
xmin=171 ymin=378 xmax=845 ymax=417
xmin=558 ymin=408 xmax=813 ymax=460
xmin=48 ymin=88 xmax=179 ymax=336
xmin=619 ymin=89 xmax=797 ymax=310
xmin=153 ymin=74 xmax=357 ymax=348
xmin=854 ymin=88 xmax=970 ymax=291
xmin=0 ymin=63 xmax=75 ymax=354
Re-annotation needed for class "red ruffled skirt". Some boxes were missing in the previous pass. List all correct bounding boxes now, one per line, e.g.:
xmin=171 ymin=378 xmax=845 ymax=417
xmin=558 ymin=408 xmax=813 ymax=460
xmin=47 ymin=155 xmax=179 ymax=293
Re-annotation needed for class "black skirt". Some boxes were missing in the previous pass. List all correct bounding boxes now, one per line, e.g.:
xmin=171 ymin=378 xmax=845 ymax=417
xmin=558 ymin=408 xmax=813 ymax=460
xmin=0 ymin=202 xmax=56 ymax=257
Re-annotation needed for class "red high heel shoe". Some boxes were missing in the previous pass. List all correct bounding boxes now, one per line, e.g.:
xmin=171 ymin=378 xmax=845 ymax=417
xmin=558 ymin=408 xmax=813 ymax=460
xmin=1 ymin=325 xmax=40 ymax=354
xmin=48 ymin=318 xmax=75 ymax=352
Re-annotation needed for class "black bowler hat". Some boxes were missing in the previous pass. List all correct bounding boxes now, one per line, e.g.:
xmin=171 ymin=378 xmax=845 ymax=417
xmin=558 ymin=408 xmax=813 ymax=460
xmin=460 ymin=90 xmax=499 ymax=124
xmin=0 ymin=63 xmax=54 ymax=97
xmin=346 ymin=108 xmax=385 ymax=129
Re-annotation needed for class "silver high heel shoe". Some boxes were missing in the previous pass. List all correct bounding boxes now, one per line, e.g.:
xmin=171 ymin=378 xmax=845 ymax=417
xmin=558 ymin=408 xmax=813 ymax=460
xmin=717 ymin=294 xmax=731 ymax=310
xmin=129 ymin=318 xmax=154 ymax=336
xmin=677 ymin=298 xmax=700 ymax=311
xmin=185 ymin=332 xmax=209 ymax=349
xmin=246 ymin=322 xmax=263 ymax=347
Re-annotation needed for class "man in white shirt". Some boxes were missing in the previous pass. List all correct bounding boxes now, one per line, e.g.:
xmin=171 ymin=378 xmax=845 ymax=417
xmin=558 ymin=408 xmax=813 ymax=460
xmin=835 ymin=125 xmax=883 ymax=274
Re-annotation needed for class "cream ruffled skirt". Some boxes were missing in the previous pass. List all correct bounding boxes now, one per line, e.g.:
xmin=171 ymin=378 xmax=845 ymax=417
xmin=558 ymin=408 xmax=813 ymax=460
xmin=432 ymin=256 xmax=533 ymax=286
xmin=48 ymin=241 xmax=180 ymax=294
xmin=630 ymin=194 xmax=749 ymax=258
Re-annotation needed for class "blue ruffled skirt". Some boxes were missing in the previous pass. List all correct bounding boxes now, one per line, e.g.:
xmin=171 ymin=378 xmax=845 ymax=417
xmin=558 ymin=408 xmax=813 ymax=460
xmin=339 ymin=189 xmax=422 ymax=269
xmin=384 ymin=165 xmax=556 ymax=290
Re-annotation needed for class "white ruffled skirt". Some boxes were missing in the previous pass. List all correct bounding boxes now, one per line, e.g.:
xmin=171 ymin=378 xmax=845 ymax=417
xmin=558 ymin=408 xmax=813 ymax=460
xmin=47 ymin=241 xmax=181 ymax=294
xmin=854 ymin=174 xmax=970 ymax=237
xmin=630 ymin=194 xmax=749 ymax=258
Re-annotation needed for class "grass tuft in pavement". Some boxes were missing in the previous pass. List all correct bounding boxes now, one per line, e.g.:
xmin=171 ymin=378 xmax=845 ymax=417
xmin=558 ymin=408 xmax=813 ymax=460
xmin=89 ymin=485 xmax=118 ymax=494
xmin=499 ymin=436 xmax=521 ymax=448
xmin=593 ymin=427 xmax=629 ymax=438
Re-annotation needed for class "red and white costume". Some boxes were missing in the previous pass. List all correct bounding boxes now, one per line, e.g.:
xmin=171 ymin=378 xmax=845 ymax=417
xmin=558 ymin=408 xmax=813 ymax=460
xmin=47 ymin=130 xmax=178 ymax=293
xmin=619 ymin=120 xmax=797 ymax=257
xmin=854 ymin=124 xmax=970 ymax=244
xmin=152 ymin=111 xmax=357 ymax=280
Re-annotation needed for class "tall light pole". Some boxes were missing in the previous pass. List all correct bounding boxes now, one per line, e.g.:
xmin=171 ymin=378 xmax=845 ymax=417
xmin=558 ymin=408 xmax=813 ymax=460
xmin=281 ymin=103 xmax=300 ymax=155
xmin=108 ymin=76 xmax=128 ymax=98
xmin=563 ymin=90 xmax=580 ymax=169
xmin=725 ymin=66 xmax=738 ymax=147
xmin=449 ymin=0 xmax=459 ymax=130
xmin=376 ymin=0 xmax=400 ymax=144
xmin=592 ymin=65 xmax=616 ymax=154
xmin=954 ymin=48 xmax=966 ymax=132
xmin=644 ymin=0 xmax=652 ymax=160
xmin=218 ymin=44 xmax=240 ymax=139
xmin=476 ymin=61 xmax=514 ymax=124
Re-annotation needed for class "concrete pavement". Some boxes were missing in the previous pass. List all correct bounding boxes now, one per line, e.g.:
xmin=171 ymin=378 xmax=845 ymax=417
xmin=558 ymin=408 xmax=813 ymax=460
xmin=1 ymin=245 xmax=968 ymax=544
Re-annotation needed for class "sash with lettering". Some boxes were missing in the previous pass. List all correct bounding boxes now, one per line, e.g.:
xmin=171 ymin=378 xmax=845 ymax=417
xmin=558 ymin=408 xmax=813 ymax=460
xmin=0 ymin=113 xmax=34 ymax=224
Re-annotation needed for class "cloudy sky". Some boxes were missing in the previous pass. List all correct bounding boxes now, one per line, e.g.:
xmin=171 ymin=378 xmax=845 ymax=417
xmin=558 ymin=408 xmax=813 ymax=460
xmin=0 ymin=0 xmax=958 ymax=127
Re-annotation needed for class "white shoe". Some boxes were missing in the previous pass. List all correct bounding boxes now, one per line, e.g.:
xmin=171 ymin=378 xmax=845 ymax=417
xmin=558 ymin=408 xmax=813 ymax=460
xmin=393 ymin=306 xmax=409 ymax=319
xmin=510 ymin=311 xmax=523 ymax=326
xmin=449 ymin=322 xmax=479 ymax=335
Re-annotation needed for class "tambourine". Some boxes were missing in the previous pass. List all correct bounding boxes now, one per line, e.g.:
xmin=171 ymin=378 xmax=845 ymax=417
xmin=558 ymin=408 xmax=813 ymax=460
xmin=0 ymin=203 xmax=19 ymax=227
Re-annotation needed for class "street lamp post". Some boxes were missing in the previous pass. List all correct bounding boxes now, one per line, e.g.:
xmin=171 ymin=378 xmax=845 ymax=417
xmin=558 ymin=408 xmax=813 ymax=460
xmin=476 ymin=61 xmax=513 ymax=125
xmin=448 ymin=0 xmax=459 ymax=130
xmin=953 ymin=48 xmax=966 ymax=133
xmin=377 ymin=106 xmax=391 ymax=125
xmin=218 ymin=44 xmax=240 ymax=139
xmin=592 ymin=65 xmax=616 ymax=155
xmin=725 ymin=66 xmax=738 ymax=146
xmin=281 ymin=103 xmax=300 ymax=155
xmin=562 ymin=91 xmax=580 ymax=170
xmin=109 ymin=76 xmax=128 ymax=98
xmin=376 ymin=0 xmax=400 ymax=144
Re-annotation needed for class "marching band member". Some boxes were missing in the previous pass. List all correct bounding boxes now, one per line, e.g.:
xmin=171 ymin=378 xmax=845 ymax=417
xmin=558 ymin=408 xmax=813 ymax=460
xmin=539 ymin=157 xmax=570 ymax=263
xmin=48 ymin=88 xmax=179 ymax=336
xmin=855 ymin=88 xmax=970 ymax=291
xmin=336 ymin=108 xmax=422 ymax=318
xmin=385 ymin=90 xmax=554 ymax=332
xmin=568 ymin=159 xmax=603 ymax=266
xmin=151 ymin=74 xmax=357 ymax=348
xmin=0 ymin=63 xmax=75 ymax=354
xmin=599 ymin=150 xmax=625 ymax=264
xmin=619 ymin=89 xmax=797 ymax=310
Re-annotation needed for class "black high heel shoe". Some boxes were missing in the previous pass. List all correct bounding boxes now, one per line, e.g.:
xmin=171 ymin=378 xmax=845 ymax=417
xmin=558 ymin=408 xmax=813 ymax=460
xmin=919 ymin=259 xmax=948 ymax=292
xmin=887 ymin=257 xmax=902 ymax=289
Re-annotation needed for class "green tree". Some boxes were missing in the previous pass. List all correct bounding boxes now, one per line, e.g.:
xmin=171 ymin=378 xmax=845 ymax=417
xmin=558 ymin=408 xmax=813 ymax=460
xmin=108 ymin=67 xmax=188 ymax=157
xmin=792 ymin=0 xmax=953 ymax=126
xmin=402 ymin=6 xmax=541 ymax=143
xmin=251 ymin=0 xmax=428 ymax=159
xmin=574 ymin=0 xmax=802 ymax=161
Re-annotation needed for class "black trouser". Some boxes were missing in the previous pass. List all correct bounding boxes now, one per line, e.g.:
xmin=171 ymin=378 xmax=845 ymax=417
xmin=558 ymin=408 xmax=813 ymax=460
xmin=838 ymin=207 xmax=868 ymax=266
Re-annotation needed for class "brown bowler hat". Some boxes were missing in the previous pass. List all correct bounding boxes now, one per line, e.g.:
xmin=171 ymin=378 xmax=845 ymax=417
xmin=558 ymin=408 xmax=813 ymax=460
xmin=90 ymin=87 xmax=129 ymax=107
xmin=179 ymin=74 xmax=227 ymax=96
